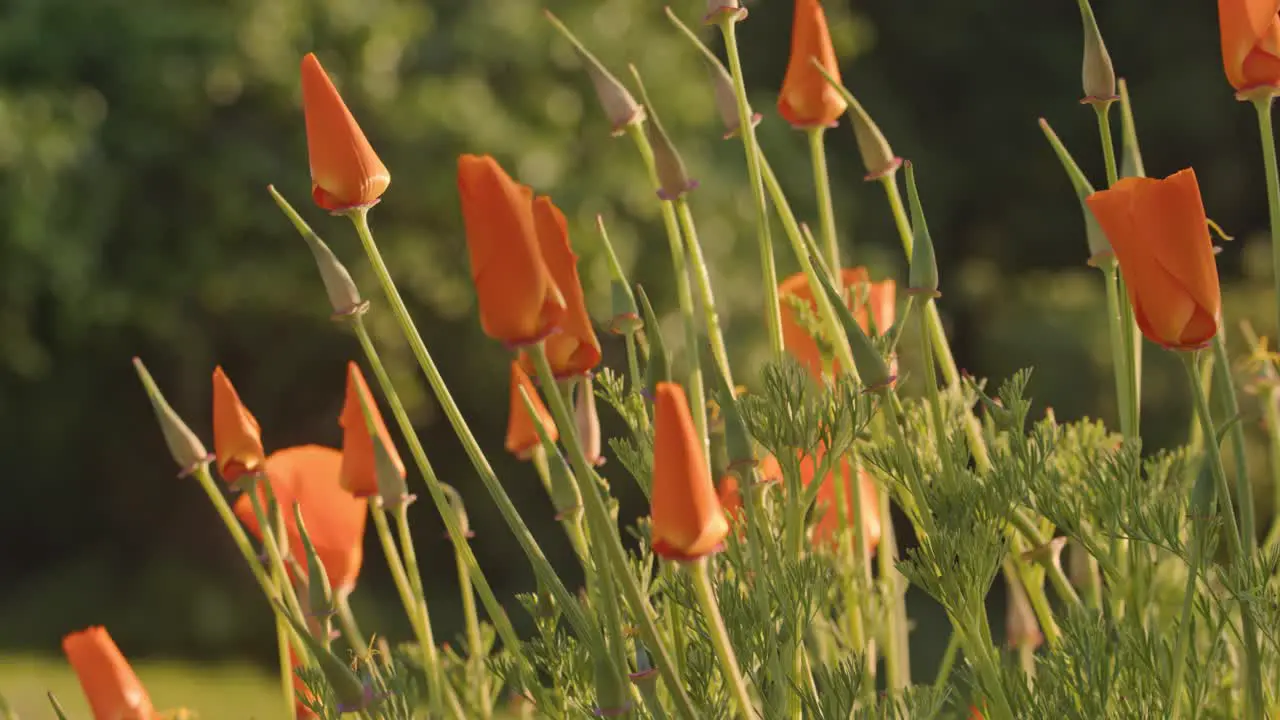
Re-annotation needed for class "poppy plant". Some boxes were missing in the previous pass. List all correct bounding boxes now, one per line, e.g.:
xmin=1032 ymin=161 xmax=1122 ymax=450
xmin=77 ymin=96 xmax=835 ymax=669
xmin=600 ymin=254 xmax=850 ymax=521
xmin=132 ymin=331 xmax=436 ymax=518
xmin=780 ymin=267 xmax=896 ymax=379
xmin=458 ymin=154 xmax=567 ymax=347
xmin=212 ymin=366 xmax=266 ymax=485
xmin=506 ymin=361 xmax=558 ymax=459
xmin=716 ymin=454 xmax=782 ymax=525
xmin=528 ymin=196 xmax=601 ymax=377
xmin=300 ymin=53 xmax=390 ymax=212
xmin=1085 ymin=168 xmax=1221 ymax=350
xmin=804 ymin=452 xmax=882 ymax=552
xmin=338 ymin=361 xmax=405 ymax=498
xmin=650 ymin=382 xmax=729 ymax=561
xmin=778 ymin=0 xmax=847 ymax=129
xmin=1218 ymin=0 xmax=1280 ymax=93
xmin=234 ymin=445 xmax=368 ymax=594
xmin=62 ymin=626 xmax=155 ymax=720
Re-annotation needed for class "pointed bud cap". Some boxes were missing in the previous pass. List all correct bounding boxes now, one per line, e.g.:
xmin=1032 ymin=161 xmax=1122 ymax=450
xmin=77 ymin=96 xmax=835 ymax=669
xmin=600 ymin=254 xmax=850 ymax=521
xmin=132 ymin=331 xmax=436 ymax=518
xmin=269 ymin=186 xmax=367 ymax=318
xmin=300 ymin=53 xmax=390 ymax=212
xmin=293 ymin=502 xmax=336 ymax=620
xmin=1076 ymin=0 xmax=1117 ymax=103
xmin=637 ymin=286 xmax=672 ymax=397
xmin=134 ymin=358 xmax=211 ymax=476
xmin=650 ymin=382 xmax=728 ymax=561
xmin=710 ymin=60 xmax=761 ymax=139
xmin=506 ymin=362 xmax=558 ymax=460
xmin=575 ymin=376 xmax=605 ymax=466
xmin=1118 ymin=79 xmax=1146 ymax=179
xmin=1038 ymin=118 xmax=1112 ymax=264
xmin=630 ymin=65 xmax=697 ymax=201
xmin=903 ymin=162 xmax=941 ymax=298
xmin=811 ymin=265 xmax=894 ymax=391
xmin=544 ymin=11 xmax=645 ymax=136
xmin=339 ymin=362 xmax=406 ymax=500
xmin=211 ymin=366 xmax=265 ymax=484
xmin=62 ymin=627 xmax=155 ymax=720
xmin=812 ymin=62 xmax=902 ymax=180
xmin=704 ymin=0 xmax=748 ymax=24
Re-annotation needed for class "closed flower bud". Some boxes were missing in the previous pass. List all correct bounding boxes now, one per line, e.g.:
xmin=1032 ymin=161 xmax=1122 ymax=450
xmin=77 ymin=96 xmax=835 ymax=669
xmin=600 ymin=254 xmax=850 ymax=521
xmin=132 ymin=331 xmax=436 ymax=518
xmin=809 ymin=63 xmax=902 ymax=180
xmin=575 ymin=375 xmax=604 ymax=466
xmin=710 ymin=60 xmax=761 ymax=139
xmin=1085 ymin=169 xmax=1221 ymax=350
xmin=1076 ymin=0 xmax=1117 ymax=103
xmin=1118 ymin=79 xmax=1146 ymax=180
xmin=646 ymin=113 xmax=698 ymax=201
xmin=544 ymin=11 xmax=645 ymax=135
xmin=133 ymin=357 xmax=211 ymax=476
xmin=650 ymin=382 xmax=729 ymax=561
xmin=62 ymin=627 xmax=155 ymax=720
xmin=268 ymin=185 xmax=366 ymax=317
xmin=903 ymin=162 xmax=941 ymax=298
xmin=1218 ymin=0 xmax=1280 ymax=95
xmin=506 ymin=362 xmax=558 ymax=460
xmin=778 ymin=0 xmax=847 ymax=129
xmin=212 ymin=366 xmax=265 ymax=484
xmin=300 ymin=53 xmax=390 ymax=212
xmin=293 ymin=502 xmax=336 ymax=622
xmin=339 ymin=362 xmax=405 ymax=499
xmin=1039 ymin=118 xmax=1112 ymax=263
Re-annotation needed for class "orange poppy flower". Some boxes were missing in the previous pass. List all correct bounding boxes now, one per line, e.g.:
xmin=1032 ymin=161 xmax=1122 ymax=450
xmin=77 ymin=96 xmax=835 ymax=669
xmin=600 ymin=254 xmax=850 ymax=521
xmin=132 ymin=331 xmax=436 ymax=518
xmin=506 ymin=361 xmax=558 ymax=459
xmin=778 ymin=0 xmax=847 ymax=128
xmin=1085 ymin=169 xmax=1220 ymax=350
xmin=516 ymin=196 xmax=601 ymax=378
xmin=780 ymin=267 xmax=896 ymax=379
xmin=716 ymin=454 xmax=783 ymax=525
xmin=458 ymin=154 xmax=567 ymax=347
xmin=1218 ymin=0 xmax=1280 ymax=92
xmin=61 ymin=626 xmax=155 ymax=720
xmin=803 ymin=451 xmax=882 ymax=553
xmin=300 ymin=53 xmax=390 ymax=212
xmin=650 ymin=382 xmax=729 ymax=561
xmin=212 ymin=366 xmax=265 ymax=484
xmin=234 ymin=445 xmax=368 ymax=593
xmin=338 ymin=361 xmax=404 ymax=498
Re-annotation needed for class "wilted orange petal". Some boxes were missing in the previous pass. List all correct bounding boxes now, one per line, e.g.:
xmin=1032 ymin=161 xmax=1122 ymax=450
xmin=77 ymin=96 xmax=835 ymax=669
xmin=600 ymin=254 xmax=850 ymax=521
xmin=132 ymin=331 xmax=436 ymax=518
xmin=301 ymin=53 xmax=390 ymax=211
xmin=62 ymin=626 xmax=155 ymax=720
xmin=212 ymin=366 xmax=265 ymax=485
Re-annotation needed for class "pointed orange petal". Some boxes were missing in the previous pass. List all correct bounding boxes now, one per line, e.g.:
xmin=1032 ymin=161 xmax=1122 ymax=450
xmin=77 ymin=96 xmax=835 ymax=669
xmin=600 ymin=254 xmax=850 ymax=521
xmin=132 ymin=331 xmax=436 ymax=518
xmin=212 ymin=366 xmax=265 ymax=484
xmin=506 ymin=361 xmax=558 ymax=458
xmin=1219 ymin=0 xmax=1280 ymax=90
xmin=301 ymin=53 xmax=390 ymax=211
xmin=778 ymin=0 xmax=847 ymax=128
xmin=62 ymin=626 xmax=155 ymax=720
xmin=651 ymin=383 xmax=728 ymax=560
xmin=526 ymin=195 xmax=601 ymax=377
xmin=339 ymin=361 xmax=403 ymax=497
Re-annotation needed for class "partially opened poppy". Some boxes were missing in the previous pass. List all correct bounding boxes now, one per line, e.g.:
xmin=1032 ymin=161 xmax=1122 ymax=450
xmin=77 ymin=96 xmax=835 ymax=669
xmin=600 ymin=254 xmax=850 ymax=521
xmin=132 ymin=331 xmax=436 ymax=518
xmin=339 ymin=361 xmax=404 ymax=497
xmin=1085 ymin=169 xmax=1221 ymax=350
xmin=62 ymin=626 xmax=155 ymax=720
xmin=234 ymin=445 xmax=368 ymax=593
xmin=212 ymin=366 xmax=265 ymax=485
xmin=458 ymin=154 xmax=567 ymax=346
xmin=778 ymin=0 xmax=847 ymax=128
xmin=300 ymin=53 xmax=390 ymax=211
xmin=803 ymin=451 xmax=882 ymax=553
xmin=1218 ymin=0 xmax=1280 ymax=93
xmin=506 ymin=361 xmax=558 ymax=459
xmin=517 ymin=196 xmax=601 ymax=378
xmin=651 ymin=382 xmax=729 ymax=561
xmin=780 ymin=267 xmax=896 ymax=379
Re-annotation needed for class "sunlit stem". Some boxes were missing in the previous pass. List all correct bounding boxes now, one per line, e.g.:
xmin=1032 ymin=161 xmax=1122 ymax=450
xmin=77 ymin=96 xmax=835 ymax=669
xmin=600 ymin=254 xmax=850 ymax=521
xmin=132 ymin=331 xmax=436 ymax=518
xmin=334 ymin=593 xmax=368 ymax=656
xmin=674 ymin=197 xmax=733 ymax=385
xmin=245 ymin=482 xmax=308 ymax=628
xmin=688 ymin=557 xmax=757 ymax=719
xmin=274 ymin=571 xmax=298 ymax=720
xmin=1166 ymin=501 xmax=1205 ymax=720
xmin=452 ymin=538 xmax=489 ymax=718
xmin=1007 ymin=511 xmax=1082 ymax=610
xmin=717 ymin=17 xmax=785 ymax=360
xmin=1100 ymin=261 xmax=1134 ymax=437
xmin=1256 ymin=96 xmax=1280 ymax=351
xmin=528 ymin=343 xmax=700 ymax=719
xmin=1179 ymin=351 xmax=1264 ymax=720
xmin=807 ymin=127 xmax=842 ymax=275
xmin=346 ymin=212 xmax=596 ymax=649
xmin=931 ymin=631 xmax=960 ymax=691
xmin=832 ymin=449 xmax=873 ymax=705
xmin=1211 ymin=334 xmax=1255 ymax=552
xmin=918 ymin=300 xmax=954 ymax=486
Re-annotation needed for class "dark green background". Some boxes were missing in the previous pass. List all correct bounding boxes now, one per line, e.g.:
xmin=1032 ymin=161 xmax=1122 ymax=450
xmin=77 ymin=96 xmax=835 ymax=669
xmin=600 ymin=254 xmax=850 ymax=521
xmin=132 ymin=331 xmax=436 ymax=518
xmin=1 ymin=0 xmax=1274 ymax=676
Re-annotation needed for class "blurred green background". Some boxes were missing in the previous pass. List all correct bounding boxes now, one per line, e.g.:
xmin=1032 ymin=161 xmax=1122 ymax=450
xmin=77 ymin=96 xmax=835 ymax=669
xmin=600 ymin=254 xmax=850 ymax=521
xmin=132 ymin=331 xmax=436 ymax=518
xmin=3 ymin=0 xmax=1278 ymax=713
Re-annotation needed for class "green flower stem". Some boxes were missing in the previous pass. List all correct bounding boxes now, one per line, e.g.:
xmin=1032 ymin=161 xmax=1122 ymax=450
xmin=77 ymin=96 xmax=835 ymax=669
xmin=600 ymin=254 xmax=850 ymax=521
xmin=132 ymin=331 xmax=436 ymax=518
xmin=807 ymin=127 xmax=842 ymax=275
xmin=624 ymin=125 xmax=708 ymax=456
xmin=530 ymin=446 xmax=588 ymax=560
xmin=1212 ymin=333 xmax=1255 ymax=553
xmin=625 ymin=333 xmax=647 ymax=419
xmin=931 ymin=630 xmax=960 ymax=692
xmin=1166 ymin=501 xmax=1206 ymax=720
xmin=528 ymin=343 xmax=700 ymax=719
xmin=689 ymin=557 xmax=756 ymax=720
xmin=918 ymin=301 xmax=955 ymax=487
xmin=879 ymin=174 xmax=992 ymax=472
xmin=452 ymin=536 xmax=489 ymax=718
xmin=757 ymin=153 xmax=857 ymax=374
xmin=875 ymin=479 xmax=907 ymax=694
xmin=245 ymin=483 xmax=309 ymax=626
xmin=832 ymin=449 xmax=873 ymax=705
xmin=674 ymin=197 xmax=733 ymax=385
xmin=274 ymin=571 xmax=298 ymax=720
xmin=346 ymin=213 xmax=596 ymax=648
xmin=334 ymin=593 xmax=368 ymax=656
xmin=1256 ymin=97 xmax=1280 ymax=361
xmin=717 ymin=16 xmax=785 ymax=360
xmin=1100 ymin=262 xmax=1135 ymax=437
xmin=370 ymin=505 xmax=445 ymax=717
xmin=1179 ymin=351 xmax=1264 ymax=720
xmin=1007 ymin=510 xmax=1082 ymax=610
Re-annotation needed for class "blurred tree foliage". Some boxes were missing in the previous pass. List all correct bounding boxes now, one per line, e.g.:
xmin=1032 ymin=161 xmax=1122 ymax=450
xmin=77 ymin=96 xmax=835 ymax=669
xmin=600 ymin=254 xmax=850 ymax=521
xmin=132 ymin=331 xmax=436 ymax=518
xmin=1 ymin=0 xmax=1277 ymax=667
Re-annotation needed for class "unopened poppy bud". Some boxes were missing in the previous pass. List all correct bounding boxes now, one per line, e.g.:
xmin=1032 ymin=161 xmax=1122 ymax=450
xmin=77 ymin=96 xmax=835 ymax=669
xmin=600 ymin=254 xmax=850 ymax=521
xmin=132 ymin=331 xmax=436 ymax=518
xmin=269 ymin=185 xmax=366 ymax=318
xmin=704 ymin=0 xmax=747 ymax=25
xmin=711 ymin=61 xmax=760 ymax=139
xmin=1076 ymin=0 xmax=1117 ymax=103
xmin=340 ymin=362 xmax=406 ymax=502
xmin=595 ymin=216 xmax=643 ymax=335
xmin=133 ymin=357 xmax=211 ymax=476
xmin=293 ymin=503 xmax=336 ymax=623
xmin=903 ymin=162 xmax=941 ymax=298
xmin=1005 ymin=574 xmax=1044 ymax=649
xmin=637 ymin=286 xmax=672 ymax=397
xmin=544 ymin=11 xmax=645 ymax=136
xmin=1118 ymin=79 xmax=1146 ymax=179
xmin=300 ymin=54 xmax=390 ymax=212
xmin=506 ymin=362 xmax=558 ymax=460
xmin=812 ymin=266 xmax=893 ymax=391
xmin=1039 ymin=118 xmax=1112 ymax=263
xmin=575 ymin=376 xmax=605 ymax=466
xmin=630 ymin=65 xmax=697 ymax=201
xmin=812 ymin=63 xmax=902 ymax=180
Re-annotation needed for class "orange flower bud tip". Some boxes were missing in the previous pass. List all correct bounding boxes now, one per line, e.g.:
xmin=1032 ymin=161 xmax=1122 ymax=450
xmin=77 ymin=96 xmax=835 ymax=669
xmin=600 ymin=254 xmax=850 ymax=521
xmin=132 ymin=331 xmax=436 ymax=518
xmin=300 ymin=54 xmax=390 ymax=213
xmin=704 ymin=0 xmax=747 ymax=24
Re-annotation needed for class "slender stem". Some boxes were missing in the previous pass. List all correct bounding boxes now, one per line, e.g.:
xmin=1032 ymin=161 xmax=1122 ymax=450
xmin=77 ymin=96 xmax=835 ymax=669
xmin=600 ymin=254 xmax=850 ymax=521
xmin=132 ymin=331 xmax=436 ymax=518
xmin=1166 ymin=508 xmax=1204 ymax=720
xmin=674 ymin=197 xmax=733 ymax=385
xmin=274 ymin=571 xmax=298 ymax=720
xmin=529 ymin=344 xmax=700 ymax=719
xmin=1212 ymin=333 xmax=1255 ymax=552
xmin=192 ymin=466 xmax=284 ymax=610
xmin=918 ymin=301 xmax=954 ymax=485
xmin=1095 ymin=103 xmax=1120 ymax=188
xmin=1101 ymin=264 xmax=1134 ymax=437
xmin=346 ymin=216 xmax=594 ymax=649
xmin=807 ymin=127 xmax=842 ymax=274
xmin=625 ymin=125 xmax=708 ymax=460
xmin=1008 ymin=511 xmax=1082 ymax=609
xmin=689 ymin=558 xmax=756 ymax=719
xmin=1180 ymin=352 xmax=1264 ymax=719
xmin=1256 ymin=96 xmax=1280 ymax=355
xmin=717 ymin=17 xmax=784 ymax=360
xmin=876 ymin=478 xmax=906 ymax=693
xmin=334 ymin=593 xmax=369 ymax=656
xmin=245 ymin=485 xmax=308 ymax=625
xmin=452 ymin=536 xmax=489 ymax=718
xmin=625 ymin=333 xmax=645 ymax=406
xmin=931 ymin=630 xmax=960 ymax=691
xmin=393 ymin=502 xmax=460 ymax=719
